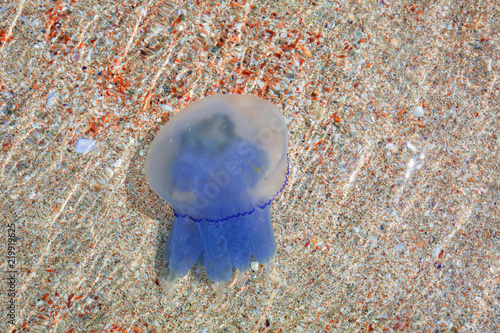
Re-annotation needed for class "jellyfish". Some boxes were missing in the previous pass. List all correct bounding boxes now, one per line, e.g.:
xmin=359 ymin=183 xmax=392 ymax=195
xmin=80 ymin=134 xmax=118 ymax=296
xmin=145 ymin=94 xmax=288 ymax=294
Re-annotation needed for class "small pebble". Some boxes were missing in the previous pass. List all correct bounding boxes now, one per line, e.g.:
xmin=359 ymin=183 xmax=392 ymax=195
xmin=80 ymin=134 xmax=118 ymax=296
xmin=393 ymin=243 xmax=406 ymax=252
xmin=433 ymin=246 xmax=441 ymax=257
xmin=385 ymin=143 xmax=397 ymax=152
xmin=413 ymin=106 xmax=425 ymax=117
xmin=75 ymin=138 xmax=96 ymax=154
xmin=250 ymin=261 xmax=259 ymax=271
xmin=111 ymin=158 xmax=122 ymax=168
xmin=159 ymin=104 xmax=172 ymax=111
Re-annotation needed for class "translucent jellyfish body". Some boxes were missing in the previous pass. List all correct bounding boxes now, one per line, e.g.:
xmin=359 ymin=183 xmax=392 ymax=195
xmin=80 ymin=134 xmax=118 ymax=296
xmin=145 ymin=94 xmax=288 ymax=286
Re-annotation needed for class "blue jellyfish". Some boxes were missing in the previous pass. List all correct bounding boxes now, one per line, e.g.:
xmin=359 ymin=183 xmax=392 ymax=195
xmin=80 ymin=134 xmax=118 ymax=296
xmin=145 ymin=94 xmax=288 ymax=289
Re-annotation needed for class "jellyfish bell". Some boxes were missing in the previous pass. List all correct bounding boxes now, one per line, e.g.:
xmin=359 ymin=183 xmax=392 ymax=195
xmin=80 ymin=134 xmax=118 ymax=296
xmin=145 ymin=94 xmax=288 ymax=291
xmin=146 ymin=94 xmax=288 ymax=221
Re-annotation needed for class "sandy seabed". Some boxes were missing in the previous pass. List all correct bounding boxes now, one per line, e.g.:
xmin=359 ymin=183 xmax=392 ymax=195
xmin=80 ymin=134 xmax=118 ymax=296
xmin=1 ymin=0 xmax=499 ymax=332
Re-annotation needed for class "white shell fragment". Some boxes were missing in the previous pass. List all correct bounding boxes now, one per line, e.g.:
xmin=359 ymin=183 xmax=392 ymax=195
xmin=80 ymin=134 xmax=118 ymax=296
xmin=407 ymin=142 xmax=417 ymax=152
xmin=46 ymin=92 xmax=59 ymax=107
xmin=75 ymin=138 xmax=96 ymax=154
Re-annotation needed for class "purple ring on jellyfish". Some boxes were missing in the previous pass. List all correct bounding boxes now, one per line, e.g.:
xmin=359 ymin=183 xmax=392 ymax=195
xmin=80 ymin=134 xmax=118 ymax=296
xmin=145 ymin=94 xmax=288 ymax=291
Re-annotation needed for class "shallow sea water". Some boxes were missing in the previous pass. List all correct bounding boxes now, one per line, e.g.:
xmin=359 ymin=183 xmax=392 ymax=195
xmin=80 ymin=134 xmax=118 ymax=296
xmin=1 ymin=0 xmax=499 ymax=332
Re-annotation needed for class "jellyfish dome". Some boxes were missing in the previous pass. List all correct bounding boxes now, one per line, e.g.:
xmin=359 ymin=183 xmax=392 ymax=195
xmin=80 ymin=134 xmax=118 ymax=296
xmin=145 ymin=94 xmax=288 ymax=284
